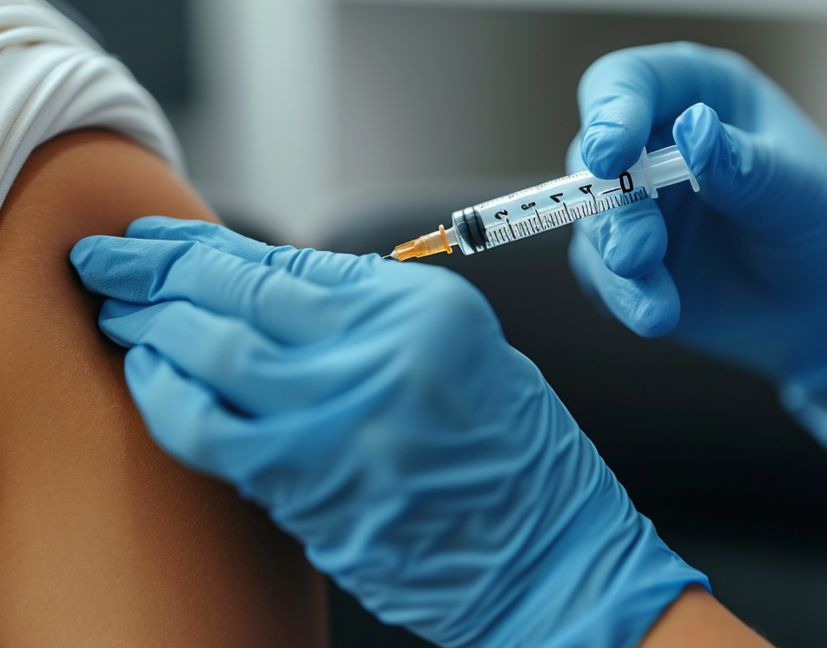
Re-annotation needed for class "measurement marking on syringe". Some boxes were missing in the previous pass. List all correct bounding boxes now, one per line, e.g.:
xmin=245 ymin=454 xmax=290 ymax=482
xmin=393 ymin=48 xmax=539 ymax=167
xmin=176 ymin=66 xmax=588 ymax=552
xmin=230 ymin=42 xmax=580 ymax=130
xmin=482 ymin=186 xmax=652 ymax=249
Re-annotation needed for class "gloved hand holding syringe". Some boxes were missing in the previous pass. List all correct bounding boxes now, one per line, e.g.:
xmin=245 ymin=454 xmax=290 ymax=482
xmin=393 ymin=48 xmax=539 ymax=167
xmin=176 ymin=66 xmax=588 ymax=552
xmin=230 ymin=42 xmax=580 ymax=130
xmin=387 ymin=144 xmax=698 ymax=260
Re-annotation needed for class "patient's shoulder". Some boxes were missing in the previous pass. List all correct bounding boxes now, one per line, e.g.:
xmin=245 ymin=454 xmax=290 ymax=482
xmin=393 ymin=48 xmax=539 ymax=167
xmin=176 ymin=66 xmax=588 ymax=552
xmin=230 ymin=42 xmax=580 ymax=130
xmin=3 ymin=130 xmax=209 ymax=240
xmin=0 ymin=131 xmax=326 ymax=647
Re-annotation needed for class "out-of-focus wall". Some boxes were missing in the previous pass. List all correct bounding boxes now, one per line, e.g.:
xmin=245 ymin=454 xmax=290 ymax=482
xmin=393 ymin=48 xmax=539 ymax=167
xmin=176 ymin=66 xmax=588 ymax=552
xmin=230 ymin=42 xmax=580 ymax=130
xmin=171 ymin=1 xmax=336 ymax=243
xmin=171 ymin=2 xmax=827 ymax=244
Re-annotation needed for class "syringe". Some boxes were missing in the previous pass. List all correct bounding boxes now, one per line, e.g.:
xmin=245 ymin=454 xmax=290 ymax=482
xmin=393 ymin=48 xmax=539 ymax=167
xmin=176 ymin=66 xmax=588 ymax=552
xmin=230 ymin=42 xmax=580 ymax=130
xmin=386 ymin=145 xmax=699 ymax=261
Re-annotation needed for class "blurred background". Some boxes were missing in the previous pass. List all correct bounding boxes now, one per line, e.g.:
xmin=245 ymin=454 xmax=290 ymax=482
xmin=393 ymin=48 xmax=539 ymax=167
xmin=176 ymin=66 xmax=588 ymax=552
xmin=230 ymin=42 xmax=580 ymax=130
xmin=63 ymin=1 xmax=827 ymax=646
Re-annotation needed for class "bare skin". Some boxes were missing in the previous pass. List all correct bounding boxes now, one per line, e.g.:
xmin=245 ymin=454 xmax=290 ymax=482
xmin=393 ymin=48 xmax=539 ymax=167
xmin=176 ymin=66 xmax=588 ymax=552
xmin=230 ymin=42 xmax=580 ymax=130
xmin=642 ymin=586 xmax=774 ymax=647
xmin=0 ymin=130 xmax=327 ymax=647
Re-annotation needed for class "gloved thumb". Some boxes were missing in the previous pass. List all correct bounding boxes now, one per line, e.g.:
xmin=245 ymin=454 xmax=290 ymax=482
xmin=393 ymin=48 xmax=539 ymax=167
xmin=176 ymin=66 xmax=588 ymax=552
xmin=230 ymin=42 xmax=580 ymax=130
xmin=672 ymin=103 xmax=795 ymax=228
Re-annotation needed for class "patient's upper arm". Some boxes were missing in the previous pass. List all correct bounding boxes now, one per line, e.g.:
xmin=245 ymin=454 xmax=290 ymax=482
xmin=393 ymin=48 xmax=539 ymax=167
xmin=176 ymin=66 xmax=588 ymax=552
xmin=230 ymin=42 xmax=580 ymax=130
xmin=0 ymin=131 xmax=326 ymax=647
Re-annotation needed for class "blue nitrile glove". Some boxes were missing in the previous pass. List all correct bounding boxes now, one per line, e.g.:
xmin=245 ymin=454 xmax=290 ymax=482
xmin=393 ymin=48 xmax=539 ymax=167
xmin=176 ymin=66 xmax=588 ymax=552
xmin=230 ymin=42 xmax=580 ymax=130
xmin=567 ymin=42 xmax=827 ymax=443
xmin=71 ymin=217 xmax=707 ymax=647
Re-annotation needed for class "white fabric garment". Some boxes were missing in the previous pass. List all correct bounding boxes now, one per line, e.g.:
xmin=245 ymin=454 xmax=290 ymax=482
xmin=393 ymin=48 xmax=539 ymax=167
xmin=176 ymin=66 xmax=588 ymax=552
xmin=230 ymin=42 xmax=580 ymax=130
xmin=0 ymin=0 xmax=183 ymax=210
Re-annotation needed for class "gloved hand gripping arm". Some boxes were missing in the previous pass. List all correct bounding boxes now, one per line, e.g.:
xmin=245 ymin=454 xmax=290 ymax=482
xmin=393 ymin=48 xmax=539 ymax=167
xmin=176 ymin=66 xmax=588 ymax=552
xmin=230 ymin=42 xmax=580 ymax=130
xmin=71 ymin=217 xmax=708 ymax=647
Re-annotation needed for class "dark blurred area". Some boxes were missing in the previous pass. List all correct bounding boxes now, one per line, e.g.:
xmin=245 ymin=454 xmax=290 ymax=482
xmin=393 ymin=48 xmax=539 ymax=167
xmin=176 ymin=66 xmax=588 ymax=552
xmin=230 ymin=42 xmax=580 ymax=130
xmin=61 ymin=2 xmax=827 ymax=646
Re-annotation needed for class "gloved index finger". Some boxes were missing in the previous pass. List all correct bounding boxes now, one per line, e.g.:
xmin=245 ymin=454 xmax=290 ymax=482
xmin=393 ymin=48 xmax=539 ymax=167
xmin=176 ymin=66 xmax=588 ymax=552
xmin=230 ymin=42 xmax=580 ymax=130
xmin=127 ymin=216 xmax=274 ymax=263
xmin=70 ymin=235 xmax=360 ymax=345
xmin=578 ymin=42 xmax=751 ymax=179
xmin=126 ymin=216 xmax=374 ymax=287
xmin=566 ymin=133 xmax=669 ymax=280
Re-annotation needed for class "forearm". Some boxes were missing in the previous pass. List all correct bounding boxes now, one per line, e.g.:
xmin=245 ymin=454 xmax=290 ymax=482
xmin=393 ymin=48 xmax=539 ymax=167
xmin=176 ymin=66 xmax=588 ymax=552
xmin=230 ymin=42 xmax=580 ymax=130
xmin=0 ymin=130 xmax=326 ymax=646
xmin=641 ymin=587 xmax=772 ymax=647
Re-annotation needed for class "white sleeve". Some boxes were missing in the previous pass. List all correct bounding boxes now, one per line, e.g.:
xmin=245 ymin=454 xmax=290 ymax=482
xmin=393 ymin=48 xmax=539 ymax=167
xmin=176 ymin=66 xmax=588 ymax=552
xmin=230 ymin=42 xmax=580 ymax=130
xmin=0 ymin=0 xmax=183 ymax=210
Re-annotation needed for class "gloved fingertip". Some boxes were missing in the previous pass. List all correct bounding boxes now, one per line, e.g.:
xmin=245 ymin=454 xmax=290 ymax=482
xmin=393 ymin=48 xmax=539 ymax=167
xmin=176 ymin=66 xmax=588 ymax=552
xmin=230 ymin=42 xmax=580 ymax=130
xmin=581 ymin=122 xmax=643 ymax=179
xmin=99 ymin=298 xmax=142 ymax=322
xmin=625 ymin=270 xmax=681 ymax=338
xmin=69 ymin=235 xmax=104 ymax=270
xmin=629 ymin=292 xmax=680 ymax=338
xmin=70 ymin=236 xmax=135 ymax=294
xmin=99 ymin=305 xmax=158 ymax=349
xmin=673 ymin=103 xmax=723 ymax=180
xmin=125 ymin=345 xmax=161 ymax=383
xmin=98 ymin=316 xmax=134 ymax=349
xmin=603 ymin=216 xmax=667 ymax=279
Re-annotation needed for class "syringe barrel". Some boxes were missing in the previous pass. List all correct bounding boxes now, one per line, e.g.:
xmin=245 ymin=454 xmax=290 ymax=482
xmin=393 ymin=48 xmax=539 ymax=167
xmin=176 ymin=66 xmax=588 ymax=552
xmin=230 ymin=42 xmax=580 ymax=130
xmin=445 ymin=144 xmax=698 ymax=257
